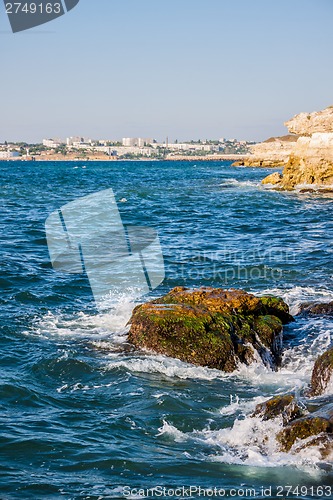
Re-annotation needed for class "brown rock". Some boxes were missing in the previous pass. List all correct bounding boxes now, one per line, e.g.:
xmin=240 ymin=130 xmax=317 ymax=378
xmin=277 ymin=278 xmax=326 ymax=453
xmin=261 ymin=172 xmax=283 ymax=185
xmin=128 ymin=287 xmax=293 ymax=372
xmin=281 ymin=133 xmax=333 ymax=189
xmin=298 ymin=301 xmax=333 ymax=316
xmin=310 ymin=347 xmax=333 ymax=396
xmin=277 ymin=403 xmax=333 ymax=452
xmin=252 ymin=394 xmax=304 ymax=426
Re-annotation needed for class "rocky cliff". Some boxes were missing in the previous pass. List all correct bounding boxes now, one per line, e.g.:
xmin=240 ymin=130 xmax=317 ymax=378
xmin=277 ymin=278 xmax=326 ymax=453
xmin=260 ymin=105 xmax=333 ymax=189
xmin=233 ymin=135 xmax=298 ymax=168
xmin=281 ymin=132 xmax=333 ymax=188
xmin=285 ymin=106 xmax=333 ymax=136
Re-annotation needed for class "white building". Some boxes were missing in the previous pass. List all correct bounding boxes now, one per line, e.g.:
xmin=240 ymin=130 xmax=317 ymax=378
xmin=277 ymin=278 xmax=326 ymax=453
xmin=0 ymin=151 xmax=19 ymax=159
xmin=122 ymin=137 xmax=153 ymax=147
xmin=43 ymin=139 xmax=63 ymax=148
xmin=66 ymin=136 xmax=93 ymax=146
xmin=153 ymin=143 xmax=215 ymax=152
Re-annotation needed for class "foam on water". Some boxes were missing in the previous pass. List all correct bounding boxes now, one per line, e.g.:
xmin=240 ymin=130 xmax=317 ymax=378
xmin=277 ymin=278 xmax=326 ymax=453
xmin=260 ymin=285 xmax=333 ymax=316
xmin=218 ymin=395 xmax=267 ymax=416
xmin=158 ymin=415 xmax=332 ymax=470
xmin=104 ymin=354 xmax=230 ymax=381
xmin=220 ymin=178 xmax=260 ymax=188
xmin=27 ymin=292 xmax=138 ymax=342
xmin=24 ymin=281 xmax=333 ymax=475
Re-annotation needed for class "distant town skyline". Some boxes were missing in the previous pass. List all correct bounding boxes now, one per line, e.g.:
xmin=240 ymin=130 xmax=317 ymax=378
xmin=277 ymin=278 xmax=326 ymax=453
xmin=1 ymin=0 xmax=333 ymax=143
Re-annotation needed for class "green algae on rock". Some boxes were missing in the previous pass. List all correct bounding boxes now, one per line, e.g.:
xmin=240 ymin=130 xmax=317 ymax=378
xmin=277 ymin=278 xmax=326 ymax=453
xmin=252 ymin=394 xmax=305 ymax=426
xmin=277 ymin=403 xmax=333 ymax=452
xmin=128 ymin=287 xmax=293 ymax=372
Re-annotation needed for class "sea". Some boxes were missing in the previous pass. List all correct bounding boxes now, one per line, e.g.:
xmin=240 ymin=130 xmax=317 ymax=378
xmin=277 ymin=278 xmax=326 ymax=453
xmin=0 ymin=160 xmax=333 ymax=499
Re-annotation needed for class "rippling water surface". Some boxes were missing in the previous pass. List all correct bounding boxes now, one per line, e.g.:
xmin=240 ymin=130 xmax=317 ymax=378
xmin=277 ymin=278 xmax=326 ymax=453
xmin=1 ymin=160 xmax=333 ymax=499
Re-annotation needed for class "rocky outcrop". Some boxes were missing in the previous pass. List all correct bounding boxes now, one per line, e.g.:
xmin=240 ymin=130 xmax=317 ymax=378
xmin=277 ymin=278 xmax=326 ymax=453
xmin=281 ymin=133 xmax=333 ymax=189
xmin=277 ymin=405 xmax=333 ymax=452
xmin=298 ymin=301 xmax=333 ymax=316
xmin=309 ymin=347 xmax=333 ymax=397
xmin=261 ymin=172 xmax=283 ymax=185
xmin=253 ymin=395 xmax=333 ymax=457
xmin=285 ymin=106 xmax=333 ymax=136
xmin=252 ymin=394 xmax=304 ymax=425
xmin=261 ymin=106 xmax=333 ymax=189
xmin=233 ymin=135 xmax=298 ymax=168
xmin=128 ymin=287 xmax=293 ymax=372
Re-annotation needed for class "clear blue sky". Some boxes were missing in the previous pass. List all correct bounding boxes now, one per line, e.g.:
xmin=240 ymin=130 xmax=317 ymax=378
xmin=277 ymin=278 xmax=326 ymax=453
xmin=1 ymin=0 xmax=333 ymax=143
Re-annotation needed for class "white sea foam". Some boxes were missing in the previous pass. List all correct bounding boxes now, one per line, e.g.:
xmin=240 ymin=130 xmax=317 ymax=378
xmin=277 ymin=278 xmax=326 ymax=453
xmin=218 ymin=395 xmax=267 ymax=416
xmin=259 ymin=286 xmax=333 ymax=315
xmin=27 ymin=292 xmax=138 ymax=342
xmin=219 ymin=178 xmax=260 ymax=189
xmin=104 ymin=354 xmax=230 ymax=381
xmin=281 ymin=330 xmax=332 ymax=376
xmin=157 ymin=416 xmax=331 ymax=469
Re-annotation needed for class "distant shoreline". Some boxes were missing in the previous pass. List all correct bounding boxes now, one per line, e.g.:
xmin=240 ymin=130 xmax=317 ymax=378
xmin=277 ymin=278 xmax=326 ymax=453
xmin=1 ymin=154 xmax=250 ymax=163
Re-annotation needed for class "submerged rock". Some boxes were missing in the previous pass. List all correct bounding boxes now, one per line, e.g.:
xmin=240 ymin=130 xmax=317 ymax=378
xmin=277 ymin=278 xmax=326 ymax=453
xmin=297 ymin=301 xmax=333 ymax=317
xmin=251 ymin=394 xmax=333 ymax=457
xmin=291 ymin=434 xmax=333 ymax=459
xmin=128 ymin=287 xmax=293 ymax=372
xmin=252 ymin=394 xmax=304 ymax=426
xmin=277 ymin=403 xmax=333 ymax=452
xmin=310 ymin=347 xmax=333 ymax=397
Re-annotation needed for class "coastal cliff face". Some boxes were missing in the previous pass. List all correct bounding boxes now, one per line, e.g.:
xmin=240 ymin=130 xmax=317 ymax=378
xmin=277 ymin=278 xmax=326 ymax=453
xmin=233 ymin=135 xmax=298 ymax=168
xmin=282 ymin=133 xmax=333 ymax=188
xmin=285 ymin=106 xmax=333 ymax=136
xmin=260 ymin=105 xmax=333 ymax=189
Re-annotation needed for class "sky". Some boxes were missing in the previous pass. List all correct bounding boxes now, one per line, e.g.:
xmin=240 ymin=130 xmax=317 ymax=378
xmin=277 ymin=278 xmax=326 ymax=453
xmin=1 ymin=0 xmax=333 ymax=143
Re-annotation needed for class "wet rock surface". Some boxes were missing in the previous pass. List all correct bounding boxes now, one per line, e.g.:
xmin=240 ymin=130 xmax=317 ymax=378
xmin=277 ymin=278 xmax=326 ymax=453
xmin=128 ymin=287 xmax=293 ymax=372
xmin=252 ymin=394 xmax=305 ymax=426
xmin=252 ymin=353 xmax=333 ymax=457
xmin=277 ymin=403 xmax=333 ymax=453
xmin=310 ymin=347 xmax=333 ymax=397
xmin=297 ymin=301 xmax=333 ymax=316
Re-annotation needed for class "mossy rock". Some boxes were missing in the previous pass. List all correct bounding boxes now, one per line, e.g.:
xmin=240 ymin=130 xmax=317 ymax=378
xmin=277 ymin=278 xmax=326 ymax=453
xmin=260 ymin=296 xmax=294 ymax=324
xmin=310 ymin=347 xmax=333 ymax=396
xmin=252 ymin=395 xmax=304 ymax=426
xmin=277 ymin=403 xmax=333 ymax=452
xmin=128 ymin=287 xmax=293 ymax=372
xmin=277 ymin=416 xmax=333 ymax=452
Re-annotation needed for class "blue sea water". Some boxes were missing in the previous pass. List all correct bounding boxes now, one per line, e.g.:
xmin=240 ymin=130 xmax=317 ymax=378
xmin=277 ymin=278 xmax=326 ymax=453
xmin=0 ymin=160 xmax=333 ymax=499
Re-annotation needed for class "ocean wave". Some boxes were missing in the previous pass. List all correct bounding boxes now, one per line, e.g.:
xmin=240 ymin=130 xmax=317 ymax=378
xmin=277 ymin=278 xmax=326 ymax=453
xmin=218 ymin=395 xmax=267 ymax=416
xmin=219 ymin=178 xmax=260 ymax=189
xmin=103 ymin=354 xmax=230 ymax=381
xmin=157 ymin=416 xmax=332 ymax=469
xmin=258 ymin=286 xmax=333 ymax=315
xmin=26 ymin=294 xmax=137 ymax=342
